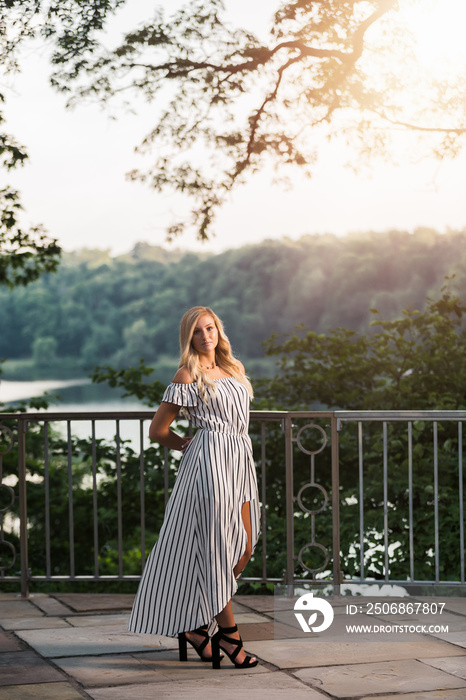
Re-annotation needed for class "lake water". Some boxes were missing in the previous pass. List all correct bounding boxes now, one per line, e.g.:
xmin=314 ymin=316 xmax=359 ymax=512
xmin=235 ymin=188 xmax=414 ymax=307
xmin=0 ymin=378 xmax=149 ymax=409
xmin=1 ymin=379 xmax=155 ymax=446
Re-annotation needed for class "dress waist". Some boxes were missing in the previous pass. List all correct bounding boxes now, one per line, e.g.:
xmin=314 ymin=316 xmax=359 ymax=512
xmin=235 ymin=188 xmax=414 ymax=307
xmin=198 ymin=427 xmax=248 ymax=438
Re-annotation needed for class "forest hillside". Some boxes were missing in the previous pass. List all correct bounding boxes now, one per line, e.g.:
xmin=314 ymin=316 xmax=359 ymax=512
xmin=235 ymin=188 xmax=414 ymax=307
xmin=3 ymin=229 xmax=466 ymax=378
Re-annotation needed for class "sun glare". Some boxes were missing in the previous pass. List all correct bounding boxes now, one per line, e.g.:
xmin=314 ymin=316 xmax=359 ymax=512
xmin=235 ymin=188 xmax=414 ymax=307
xmin=397 ymin=0 xmax=466 ymax=73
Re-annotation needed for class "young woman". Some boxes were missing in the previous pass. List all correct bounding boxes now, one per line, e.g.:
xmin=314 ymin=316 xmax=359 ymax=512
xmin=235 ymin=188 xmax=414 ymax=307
xmin=128 ymin=306 xmax=260 ymax=669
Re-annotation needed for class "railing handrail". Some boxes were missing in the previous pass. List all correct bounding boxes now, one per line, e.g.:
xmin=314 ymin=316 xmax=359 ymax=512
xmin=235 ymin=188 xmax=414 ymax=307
xmin=335 ymin=410 xmax=466 ymax=420
xmin=2 ymin=409 xmax=465 ymax=421
xmin=1 ymin=409 xmax=464 ymax=594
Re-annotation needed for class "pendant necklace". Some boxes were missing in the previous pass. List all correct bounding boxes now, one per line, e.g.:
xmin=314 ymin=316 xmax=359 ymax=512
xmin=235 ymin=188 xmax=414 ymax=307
xmin=201 ymin=361 xmax=217 ymax=370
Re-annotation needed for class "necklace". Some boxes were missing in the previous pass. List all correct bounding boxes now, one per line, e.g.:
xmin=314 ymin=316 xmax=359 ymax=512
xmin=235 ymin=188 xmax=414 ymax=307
xmin=201 ymin=361 xmax=217 ymax=370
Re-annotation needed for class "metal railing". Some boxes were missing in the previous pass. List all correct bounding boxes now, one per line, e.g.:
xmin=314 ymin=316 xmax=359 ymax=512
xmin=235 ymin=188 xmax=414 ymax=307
xmin=0 ymin=410 xmax=464 ymax=597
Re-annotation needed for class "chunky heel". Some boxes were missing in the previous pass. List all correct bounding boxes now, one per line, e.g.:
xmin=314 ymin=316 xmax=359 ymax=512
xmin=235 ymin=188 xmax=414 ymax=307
xmin=178 ymin=632 xmax=188 ymax=661
xmin=178 ymin=625 xmax=221 ymax=662
xmin=211 ymin=634 xmax=222 ymax=669
xmin=211 ymin=624 xmax=258 ymax=669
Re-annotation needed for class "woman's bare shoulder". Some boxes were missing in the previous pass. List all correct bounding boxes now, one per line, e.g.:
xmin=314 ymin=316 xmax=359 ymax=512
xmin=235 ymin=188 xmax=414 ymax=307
xmin=172 ymin=366 xmax=193 ymax=384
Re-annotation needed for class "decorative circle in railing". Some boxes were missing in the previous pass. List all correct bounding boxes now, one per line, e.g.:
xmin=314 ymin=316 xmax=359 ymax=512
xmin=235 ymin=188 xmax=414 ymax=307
xmin=0 ymin=484 xmax=15 ymax=514
xmin=297 ymin=482 xmax=328 ymax=515
xmin=0 ymin=425 xmax=14 ymax=457
xmin=297 ymin=542 xmax=330 ymax=574
xmin=0 ymin=539 xmax=16 ymax=571
xmin=296 ymin=423 xmax=328 ymax=456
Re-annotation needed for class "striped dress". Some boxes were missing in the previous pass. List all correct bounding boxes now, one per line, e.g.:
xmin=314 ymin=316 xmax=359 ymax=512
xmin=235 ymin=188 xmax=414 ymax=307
xmin=128 ymin=377 xmax=260 ymax=637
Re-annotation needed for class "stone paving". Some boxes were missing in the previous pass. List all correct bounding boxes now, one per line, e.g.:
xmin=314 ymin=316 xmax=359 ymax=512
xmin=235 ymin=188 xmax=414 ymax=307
xmin=0 ymin=592 xmax=465 ymax=699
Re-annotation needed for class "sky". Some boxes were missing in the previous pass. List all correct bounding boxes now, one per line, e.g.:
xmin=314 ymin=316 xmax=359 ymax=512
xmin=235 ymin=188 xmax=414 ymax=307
xmin=4 ymin=0 xmax=466 ymax=256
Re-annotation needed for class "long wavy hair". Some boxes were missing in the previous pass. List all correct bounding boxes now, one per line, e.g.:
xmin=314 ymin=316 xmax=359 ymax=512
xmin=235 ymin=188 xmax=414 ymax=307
xmin=179 ymin=306 xmax=253 ymax=401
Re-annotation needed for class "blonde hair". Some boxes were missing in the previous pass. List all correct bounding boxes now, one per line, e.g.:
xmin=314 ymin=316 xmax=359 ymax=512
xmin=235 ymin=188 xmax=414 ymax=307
xmin=179 ymin=306 xmax=253 ymax=401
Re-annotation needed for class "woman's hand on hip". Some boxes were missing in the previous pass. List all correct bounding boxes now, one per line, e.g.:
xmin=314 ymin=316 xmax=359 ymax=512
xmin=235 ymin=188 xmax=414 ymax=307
xmin=181 ymin=437 xmax=193 ymax=454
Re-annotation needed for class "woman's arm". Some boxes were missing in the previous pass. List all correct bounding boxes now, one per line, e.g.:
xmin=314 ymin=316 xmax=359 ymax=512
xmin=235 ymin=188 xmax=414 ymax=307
xmin=149 ymin=402 xmax=189 ymax=451
xmin=149 ymin=367 xmax=193 ymax=450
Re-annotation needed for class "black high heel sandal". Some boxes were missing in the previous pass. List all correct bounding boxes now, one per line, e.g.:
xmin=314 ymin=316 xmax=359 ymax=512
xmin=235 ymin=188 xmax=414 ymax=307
xmin=178 ymin=625 xmax=221 ymax=663
xmin=211 ymin=624 xmax=258 ymax=669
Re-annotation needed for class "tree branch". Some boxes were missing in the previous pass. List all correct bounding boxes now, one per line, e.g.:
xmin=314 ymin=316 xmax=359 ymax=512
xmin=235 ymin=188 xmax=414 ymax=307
xmin=376 ymin=113 xmax=466 ymax=135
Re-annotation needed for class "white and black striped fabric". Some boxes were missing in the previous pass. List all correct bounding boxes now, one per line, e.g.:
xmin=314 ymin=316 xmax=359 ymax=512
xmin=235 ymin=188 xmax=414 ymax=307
xmin=128 ymin=377 xmax=260 ymax=637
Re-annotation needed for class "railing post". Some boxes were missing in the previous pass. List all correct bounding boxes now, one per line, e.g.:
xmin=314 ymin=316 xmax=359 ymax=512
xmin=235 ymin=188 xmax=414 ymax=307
xmin=284 ymin=415 xmax=294 ymax=593
xmin=17 ymin=418 xmax=30 ymax=598
xmin=331 ymin=415 xmax=341 ymax=595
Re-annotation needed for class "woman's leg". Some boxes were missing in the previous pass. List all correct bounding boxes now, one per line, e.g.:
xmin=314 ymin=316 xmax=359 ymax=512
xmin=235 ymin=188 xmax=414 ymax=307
xmin=188 ymin=502 xmax=255 ymax=661
xmin=214 ymin=501 xmax=256 ymax=664
xmin=214 ymin=600 xmax=257 ymax=665
xmin=184 ymin=626 xmax=213 ymax=660
xmin=233 ymin=501 xmax=253 ymax=579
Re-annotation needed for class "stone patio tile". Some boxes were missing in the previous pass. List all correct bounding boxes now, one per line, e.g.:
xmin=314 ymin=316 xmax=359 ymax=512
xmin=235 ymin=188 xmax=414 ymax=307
xmin=65 ymin=613 xmax=130 ymax=628
xmin=0 ymin=601 xmax=42 ymax=620
xmin=53 ymin=593 xmax=135 ymax=612
xmin=16 ymin=624 xmax=177 ymax=657
xmin=241 ymin=622 xmax=274 ymax=642
xmin=294 ymin=658 xmax=466 ymax=697
xmin=0 ymin=593 xmax=48 ymax=601
xmin=135 ymin=648 xmax=268 ymax=678
xmin=240 ymin=621 xmax=299 ymax=642
xmin=230 ymin=600 xmax=253 ymax=615
xmin=235 ymin=595 xmax=275 ymax=612
xmin=85 ymin=670 xmax=323 ymax=700
xmin=234 ymin=612 xmax=270 ymax=624
xmin=443 ymin=599 xmax=466 ymax=616
xmin=363 ymin=691 xmax=466 ymax=700
xmin=431 ymin=631 xmax=466 ymax=649
xmin=246 ymin=637 xmax=466 ymax=669
xmin=0 ymin=631 xmax=22 ymax=652
xmin=1 ymin=617 xmax=71 ymax=631
xmin=0 ymin=682 xmax=85 ymax=699
xmin=0 ymin=651 xmax=64 ymax=685
xmin=54 ymin=648 xmax=268 ymax=687
xmin=53 ymin=650 xmax=173 ymax=687
xmin=32 ymin=597 xmax=74 ymax=616
xmin=420 ymin=655 xmax=466 ymax=680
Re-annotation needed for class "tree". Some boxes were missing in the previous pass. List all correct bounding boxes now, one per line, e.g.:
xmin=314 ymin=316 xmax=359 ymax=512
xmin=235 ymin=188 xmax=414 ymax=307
xmin=258 ymin=281 xmax=466 ymax=411
xmin=0 ymin=1 xmax=125 ymax=65
xmin=32 ymin=335 xmax=57 ymax=367
xmin=47 ymin=0 xmax=466 ymax=240
xmin=254 ymin=283 xmax=466 ymax=582
xmin=2 ymin=230 xmax=466 ymax=370
xmin=0 ymin=132 xmax=61 ymax=287
xmin=3 ymin=2 xmax=466 ymax=241
xmin=1 ymin=0 xmax=129 ymax=287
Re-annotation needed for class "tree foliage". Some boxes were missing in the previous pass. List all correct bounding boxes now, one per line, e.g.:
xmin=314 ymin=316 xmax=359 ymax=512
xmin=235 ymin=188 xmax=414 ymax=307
xmin=1 ymin=0 xmax=125 ymax=69
xmin=0 ymin=94 xmax=60 ymax=286
xmin=3 ymin=1 xmax=466 ymax=240
xmin=0 ymin=186 xmax=61 ymax=287
xmin=253 ymin=284 xmax=466 ymax=583
xmin=259 ymin=282 xmax=466 ymax=410
xmin=0 ymin=0 xmax=129 ymax=288
xmin=2 ymin=229 xmax=466 ymax=374
xmin=48 ymin=0 xmax=466 ymax=239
